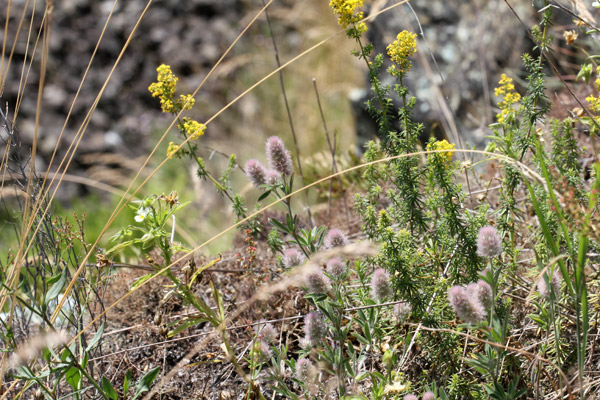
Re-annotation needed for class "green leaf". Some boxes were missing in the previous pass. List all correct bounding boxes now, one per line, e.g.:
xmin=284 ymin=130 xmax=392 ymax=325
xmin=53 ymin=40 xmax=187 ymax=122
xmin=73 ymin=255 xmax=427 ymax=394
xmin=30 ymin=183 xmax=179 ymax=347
xmin=44 ymin=272 xmax=66 ymax=304
xmin=130 ymin=272 xmax=158 ymax=291
xmin=101 ymin=376 xmax=118 ymax=400
xmin=123 ymin=370 xmax=132 ymax=395
xmin=85 ymin=322 xmax=105 ymax=352
xmin=132 ymin=366 xmax=160 ymax=399
xmin=188 ymin=255 xmax=222 ymax=287
xmin=65 ymin=367 xmax=82 ymax=391
xmin=257 ymin=190 xmax=272 ymax=202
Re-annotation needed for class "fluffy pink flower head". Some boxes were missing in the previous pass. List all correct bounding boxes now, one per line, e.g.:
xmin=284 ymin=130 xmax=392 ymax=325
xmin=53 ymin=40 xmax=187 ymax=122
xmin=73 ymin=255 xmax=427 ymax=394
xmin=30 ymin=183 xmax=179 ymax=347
xmin=404 ymin=395 xmax=418 ymax=400
xmin=305 ymin=268 xmax=330 ymax=294
xmin=245 ymin=159 xmax=267 ymax=187
xmin=538 ymin=271 xmax=561 ymax=299
xmin=370 ymin=268 xmax=392 ymax=302
xmin=304 ymin=312 xmax=327 ymax=346
xmin=394 ymin=302 xmax=411 ymax=322
xmin=265 ymin=169 xmax=281 ymax=186
xmin=448 ymin=285 xmax=486 ymax=324
xmin=326 ymin=258 xmax=346 ymax=279
xmin=465 ymin=280 xmax=493 ymax=311
xmin=296 ymin=358 xmax=314 ymax=381
xmin=266 ymin=136 xmax=293 ymax=176
xmin=257 ymin=322 xmax=278 ymax=344
xmin=476 ymin=226 xmax=502 ymax=258
xmin=422 ymin=392 xmax=436 ymax=400
xmin=324 ymin=228 xmax=348 ymax=249
xmin=283 ymin=248 xmax=305 ymax=268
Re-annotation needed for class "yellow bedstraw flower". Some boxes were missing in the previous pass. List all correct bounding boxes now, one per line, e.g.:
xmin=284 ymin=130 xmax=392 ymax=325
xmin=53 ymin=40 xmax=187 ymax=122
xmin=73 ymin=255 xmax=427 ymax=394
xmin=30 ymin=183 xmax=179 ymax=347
xmin=181 ymin=118 xmax=206 ymax=140
xmin=148 ymin=64 xmax=179 ymax=113
xmin=166 ymin=142 xmax=181 ymax=159
xmin=329 ymin=0 xmax=367 ymax=34
xmin=494 ymin=74 xmax=521 ymax=123
xmin=387 ymin=31 xmax=418 ymax=74
xmin=427 ymin=139 xmax=455 ymax=165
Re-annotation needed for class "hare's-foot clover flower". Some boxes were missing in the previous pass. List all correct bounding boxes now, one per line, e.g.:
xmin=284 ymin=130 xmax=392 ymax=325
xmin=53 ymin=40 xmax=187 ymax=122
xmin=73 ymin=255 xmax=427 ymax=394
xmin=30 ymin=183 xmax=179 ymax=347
xmin=304 ymin=312 xmax=327 ymax=346
xmin=423 ymin=392 xmax=436 ymax=400
xmin=257 ymin=322 xmax=278 ymax=344
xmin=266 ymin=136 xmax=293 ymax=176
xmin=265 ymin=169 xmax=281 ymax=186
xmin=296 ymin=358 xmax=315 ymax=381
xmin=245 ymin=159 xmax=267 ymax=187
xmin=370 ymin=268 xmax=392 ymax=302
xmin=538 ymin=270 xmax=561 ymax=299
xmin=466 ymin=280 xmax=493 ymax=311
xmin=426 ymin=139 xmax=455 ymax=165
xmin=283 ymin=248 xmax=305 ymax=268
xmin=326 ymin=258 xmax=346 ymax=279
xmin=387 ymin=31 xmax=417 ymax=75
xmin=448 ymin=285 xmax=486 ymax=324
xmin=393 ymin=302 xmax=411 ymax=322
xmin=181 ymin=118 xmax=206 ymax=140
xmin=403 ymin=395 xmax=418 ymax=400
xmin=324 ymin=228 xmax=347 ymax=249
xmin=329 ymin=0 xmax=367 ymax=35
xmin=305 ymin=268 xmax=330 ymax=295
xmin=494 ymin=74 xmax=521 ymax=123
xmin=166 ymin=142 xmax=181 ymax=159
xmin=476 ymin=226 xmax=502 ymax=258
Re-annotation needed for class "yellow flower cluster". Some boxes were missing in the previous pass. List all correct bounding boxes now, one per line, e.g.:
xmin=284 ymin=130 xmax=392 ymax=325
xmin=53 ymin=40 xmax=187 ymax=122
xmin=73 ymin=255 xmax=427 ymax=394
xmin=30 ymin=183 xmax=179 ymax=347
xmin=427 ymin=139 xmax=455 ymax=165
xmin=586 ymin=66 xmax=600 ymax=114
xmin=387 ymin=31 xmax=418 ymax=74
xmin=329 ymin=0 xmax=367 ymax=34
xmin=181 ymin=118 xmax=206 ymax=140
xmin=494 ymin=74 xmax=521 ymax=123
xmin=166 ymin=142 xmax=180 ymax=159
xmin=148 ymin=64 xmax=195 ymax=113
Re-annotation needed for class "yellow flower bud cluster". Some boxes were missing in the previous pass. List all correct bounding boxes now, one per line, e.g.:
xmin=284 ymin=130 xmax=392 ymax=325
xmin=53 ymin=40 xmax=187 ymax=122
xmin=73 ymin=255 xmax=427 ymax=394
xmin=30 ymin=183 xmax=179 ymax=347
xmin=329 ymin=0 xmax=367 ymax=34
xmin=148 ymin=64 xmax=195 ymax=113
xmin=427 ymin=139 xmax=455 ymax=165
xmin=387 ymin=31 xmax=418 ymax=74
xmin=494 ymin=74 xmax=521 ymax=123
xmin=586 ymin=66 xmax=600 ymax=114
xmin=166 ymin=142 xmax=181 ymax=159
xmin=181 ymin=118 xmax=206 ymax=140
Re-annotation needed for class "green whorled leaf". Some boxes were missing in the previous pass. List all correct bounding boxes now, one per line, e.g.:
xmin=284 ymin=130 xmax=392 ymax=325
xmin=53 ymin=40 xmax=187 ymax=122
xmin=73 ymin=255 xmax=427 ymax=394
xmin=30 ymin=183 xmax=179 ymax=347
xmin=85 ymin=322 xmax=105 ymax=352
xmin=101 ymin=376 xmax=118 ymax=400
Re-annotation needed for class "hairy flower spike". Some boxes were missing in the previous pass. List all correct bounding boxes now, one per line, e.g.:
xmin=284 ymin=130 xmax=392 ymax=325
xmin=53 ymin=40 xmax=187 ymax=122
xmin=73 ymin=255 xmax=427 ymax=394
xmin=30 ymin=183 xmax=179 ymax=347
xmin=324 ymin=228 xmax=348 ymax=249
xmin=403 ymin=395 xmax=418 ymax=400
xmin=305 ymin=268 xmax=330 ymax=295
xmin=476 ymin=226 xmax=502 ymax=258
xmin=283 ymin=248 xmax=305 ymax=268
xmin=387 ymin=31 xmax=418 ymax=74
xmin=423 ymin=392 xmax=436 ymax=400
xmin=393 ymin=302 xmax=411 ymax=322
xmin=257 ymin=323 xmax=278 ymax=344
xmin=329 ymin=0 xmax=367 ymax=34
xmin=265 ymin=169 xmax=281 ymax=186
xmin=538 ymin=271 xmax=561 ymax=299
xmin=296 ymin=358 xmax=315 ymax=381
xmin=304 ymin=312 xmax=327 ymax=346
xmin=448 ymin=285 xmax=486 ymax=324
xmin=265 ymin=136 xmax=293 ymax=176
xmin=370 ymin=268 xmax=392 ymax=302
xmin=245 ymin=159 xmax=267 ymax=187
xmin=326 ymin=258 xmax=346 ymax=279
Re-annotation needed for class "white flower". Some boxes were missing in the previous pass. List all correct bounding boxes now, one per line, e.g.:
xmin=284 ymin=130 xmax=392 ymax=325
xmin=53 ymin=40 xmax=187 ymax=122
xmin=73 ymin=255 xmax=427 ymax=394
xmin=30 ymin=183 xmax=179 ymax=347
xmin=135 ymin=207 xmax=150 ymax=223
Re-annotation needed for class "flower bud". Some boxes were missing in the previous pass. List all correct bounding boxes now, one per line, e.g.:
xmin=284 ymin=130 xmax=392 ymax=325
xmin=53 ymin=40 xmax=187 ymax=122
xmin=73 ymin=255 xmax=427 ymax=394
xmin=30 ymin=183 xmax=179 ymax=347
xmin=304 ymin=312 xmax=327 ymax=346
xmin=538 ymin=271 xmax=561 ymax=299
xmin=423 ymin=392 xmax=436 ymax=400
